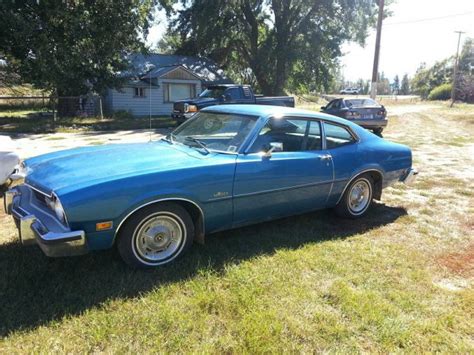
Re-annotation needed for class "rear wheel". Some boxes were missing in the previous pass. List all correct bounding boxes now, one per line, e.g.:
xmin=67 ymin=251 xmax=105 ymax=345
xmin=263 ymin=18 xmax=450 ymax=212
xmin=334 ymin=174 xmax=374 ymax=219
xmin=117 ymin=202 xmax=194 ymax=268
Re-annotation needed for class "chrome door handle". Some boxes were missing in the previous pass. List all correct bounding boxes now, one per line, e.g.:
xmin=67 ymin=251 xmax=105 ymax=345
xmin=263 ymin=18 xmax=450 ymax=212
xmin=320 ymin=154 xmax=332 ymax=160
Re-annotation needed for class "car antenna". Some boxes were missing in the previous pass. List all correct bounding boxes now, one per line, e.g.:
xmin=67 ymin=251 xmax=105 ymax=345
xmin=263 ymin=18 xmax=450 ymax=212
xmin=147 ymin=64 xmax=155 ymax=143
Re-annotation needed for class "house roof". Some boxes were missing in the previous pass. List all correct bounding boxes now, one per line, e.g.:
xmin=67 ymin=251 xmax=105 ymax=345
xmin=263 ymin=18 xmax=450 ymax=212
xmin=125 ymin=53 xmax=233 ymax=85
xmin=141 ymin=65 xmax=201 ymax=81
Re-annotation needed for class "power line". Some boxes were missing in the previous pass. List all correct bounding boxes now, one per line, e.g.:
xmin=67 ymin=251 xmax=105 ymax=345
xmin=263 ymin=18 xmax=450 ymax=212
xmin=384 ymin=11 xmax=474 ymax=26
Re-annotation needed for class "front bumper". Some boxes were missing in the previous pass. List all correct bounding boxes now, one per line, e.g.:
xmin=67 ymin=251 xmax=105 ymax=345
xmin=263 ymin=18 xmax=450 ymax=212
xmin=401 ymin=168 xmax=418 ymax=185
xmin=4 ymin=186 xmax=87 ymax=257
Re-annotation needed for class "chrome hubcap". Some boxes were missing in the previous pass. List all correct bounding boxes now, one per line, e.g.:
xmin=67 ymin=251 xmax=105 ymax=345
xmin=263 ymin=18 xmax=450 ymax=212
xmin=134 ymin=215 xmax=183 ymax=262
xmin=348 ymin=180 xmax=371 ymax=213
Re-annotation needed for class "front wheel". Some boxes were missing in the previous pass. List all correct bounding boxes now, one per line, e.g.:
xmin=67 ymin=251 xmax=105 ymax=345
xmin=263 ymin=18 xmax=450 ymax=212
xmin=117 ymin=202 xmax=194 ymax=268
xmin=334 ymin=174 xmax=374 ymax=219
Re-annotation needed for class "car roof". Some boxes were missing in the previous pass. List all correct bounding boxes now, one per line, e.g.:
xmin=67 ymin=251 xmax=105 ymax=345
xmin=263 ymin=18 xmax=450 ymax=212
xmin=207 ymin=84 xmax=249 ymax=88
xmin=202 ymin=104 xmax=354 ymax=126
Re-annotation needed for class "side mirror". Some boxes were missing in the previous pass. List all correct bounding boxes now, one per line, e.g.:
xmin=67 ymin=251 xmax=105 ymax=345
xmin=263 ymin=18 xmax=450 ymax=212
xmin=262 ymin=142 xmax=283 ymax=158
xmin=320 ymin=106 xmax=326 ymax=110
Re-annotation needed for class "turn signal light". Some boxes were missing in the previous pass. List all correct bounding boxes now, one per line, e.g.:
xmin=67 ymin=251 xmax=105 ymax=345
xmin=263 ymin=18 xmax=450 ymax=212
xmin=96 ymin=221 xmax=113 ymax=231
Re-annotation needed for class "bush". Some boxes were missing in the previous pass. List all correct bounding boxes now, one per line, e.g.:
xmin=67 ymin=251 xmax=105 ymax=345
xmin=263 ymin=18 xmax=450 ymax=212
xmin=428 ymin=83 xmax=452 ymax=101
xmin=112 ymin=109 xmax=134 ymax=120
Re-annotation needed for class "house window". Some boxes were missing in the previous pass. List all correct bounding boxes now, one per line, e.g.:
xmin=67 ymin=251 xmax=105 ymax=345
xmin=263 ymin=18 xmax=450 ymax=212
xmin=163 ymin=83 xmax=196 ymax=103
xmin=134 ymin=87 xmax=145 ymax=97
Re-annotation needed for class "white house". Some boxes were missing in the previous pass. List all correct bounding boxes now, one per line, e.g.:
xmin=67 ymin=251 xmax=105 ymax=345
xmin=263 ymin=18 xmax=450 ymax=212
xmin=104 ymin=53 xmax=233 ymax=116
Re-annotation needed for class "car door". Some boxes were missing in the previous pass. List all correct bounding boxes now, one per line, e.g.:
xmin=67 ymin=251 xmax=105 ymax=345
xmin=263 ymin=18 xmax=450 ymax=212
xmin=232 ymin=117 xmax=334 ymax=227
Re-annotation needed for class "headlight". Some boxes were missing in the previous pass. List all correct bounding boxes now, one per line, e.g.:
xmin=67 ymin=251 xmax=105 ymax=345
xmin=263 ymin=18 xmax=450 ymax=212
xmin=186 ymin=105 xmax=198 ymax=113
xmin=46 ymin=193 xmax=67 ymax=224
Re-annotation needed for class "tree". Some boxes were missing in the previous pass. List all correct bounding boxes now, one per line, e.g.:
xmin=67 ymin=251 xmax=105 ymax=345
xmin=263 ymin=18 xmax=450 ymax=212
xmin=164 ymin=0 xmax=382 ymax=95
xmin=400 ymin=74 xmax=410 ymax=95
xmin=392 ymin=75 xmax=400 ymax=94
xmin=0 ymin=0 xmax=162 ymax=97
xmin=411 ymin=59 xmax=452 ymax=98
xmin=377 ymin=72 xmax=390 ymax=95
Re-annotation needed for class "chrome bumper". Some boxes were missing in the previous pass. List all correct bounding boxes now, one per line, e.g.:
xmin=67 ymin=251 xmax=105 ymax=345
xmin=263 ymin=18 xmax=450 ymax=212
xmin=4 ymin=187 xmax=87 ymax=257
xmin=402 ymin=168 xmax=418 ymax=185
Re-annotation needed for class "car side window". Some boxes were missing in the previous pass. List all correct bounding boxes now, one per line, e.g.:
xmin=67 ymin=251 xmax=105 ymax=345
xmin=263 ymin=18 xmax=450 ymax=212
xmin=326 ymin=100 xmax=336 ymax=109
xmin=324 ymin=122 xmax=356 ymax=149
xmin=248 ymin=118 xmax=321 ymax=153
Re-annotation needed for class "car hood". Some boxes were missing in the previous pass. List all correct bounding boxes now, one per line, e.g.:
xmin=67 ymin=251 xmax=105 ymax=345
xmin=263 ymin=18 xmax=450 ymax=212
xmin=174 ymin=97 xmax=219 ymax=107
xmin=24 ymin=141 xmax=206 ymax=195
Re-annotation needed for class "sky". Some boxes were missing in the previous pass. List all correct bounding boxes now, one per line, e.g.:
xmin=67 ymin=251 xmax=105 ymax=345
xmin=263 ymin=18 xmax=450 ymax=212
xmin=340 ymin=0 xmax=474 ymax=82
xmin=147 ymin=0 xmax=474 ymax=83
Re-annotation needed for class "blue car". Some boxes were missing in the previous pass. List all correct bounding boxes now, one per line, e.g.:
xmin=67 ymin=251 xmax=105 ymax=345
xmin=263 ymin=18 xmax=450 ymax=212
xmin=4 ymin=105 xmax=417 ymax=268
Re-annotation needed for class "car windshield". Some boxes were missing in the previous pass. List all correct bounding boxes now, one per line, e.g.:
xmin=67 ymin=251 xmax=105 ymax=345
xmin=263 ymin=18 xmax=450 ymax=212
xmin=171 ymin=111 xmax=259 ymax=153
xmin=199 ymin=88 xmax=226 ymax=99
xmin=345 ymin=99 xmax=379 ymax=107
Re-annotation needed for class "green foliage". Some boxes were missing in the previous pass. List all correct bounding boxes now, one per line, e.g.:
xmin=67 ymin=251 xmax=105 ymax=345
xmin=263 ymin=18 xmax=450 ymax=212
xmin=428 ymin=83 xmax=452 ymax=101
xmin=112 ymin=109 xmax=134 ymax=120
xmin=163 ymin=0 xmax=382 ymax=95
xmin=377 ymin=72 xmax=391 ymax=95
xmin=393 ymin=75 xmax=400 ymax=93
xmin=400 ymin=74 xmax=410 ymax=95
xmin=0 ymin=0 xmax=158 ymax=96
xmin=411 ymin=60 xmax=452 ymax=98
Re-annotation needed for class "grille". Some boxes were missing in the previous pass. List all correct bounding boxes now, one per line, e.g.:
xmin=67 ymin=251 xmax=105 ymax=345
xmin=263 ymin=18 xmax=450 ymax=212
xmin=173 ymin=102 xmax=185 ymax=113
xmin=32 ymin=189 xmax=50 ymax=208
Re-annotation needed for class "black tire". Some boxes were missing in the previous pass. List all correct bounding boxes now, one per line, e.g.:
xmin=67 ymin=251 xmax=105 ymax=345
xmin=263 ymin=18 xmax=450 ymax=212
xmin=373 ymin=127 xmax=383 ymax=136
xmin=117 ymin=202 xmax=194 ymax=269
xmin=334 ymin=174 xmax=374 ymax=219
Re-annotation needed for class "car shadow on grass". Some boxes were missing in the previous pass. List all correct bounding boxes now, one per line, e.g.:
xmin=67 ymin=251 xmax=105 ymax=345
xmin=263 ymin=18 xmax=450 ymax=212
xmin=0 ymin=202 xmax=407 ymax=337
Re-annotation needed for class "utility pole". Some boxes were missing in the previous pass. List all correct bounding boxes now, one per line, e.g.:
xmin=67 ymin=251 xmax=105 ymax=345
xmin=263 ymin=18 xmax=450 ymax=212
xmin=370 ymin=0 xmax=385 ymax=99
xmin=450 ymin=30 xmax=465 ymax=107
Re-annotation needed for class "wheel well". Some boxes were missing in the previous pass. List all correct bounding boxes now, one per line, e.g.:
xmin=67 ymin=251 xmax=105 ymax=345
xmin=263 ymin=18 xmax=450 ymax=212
xmin=366 ymin=170 xmax=383 ymax=200
xmin=115 ymin=199 xmax=205 ymax=245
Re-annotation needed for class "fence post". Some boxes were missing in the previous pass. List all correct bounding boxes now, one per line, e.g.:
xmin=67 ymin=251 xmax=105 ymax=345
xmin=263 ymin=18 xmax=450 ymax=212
xmin=99 ymin=97 xmax=104 ymax=119
xmin=53 ymin=96 xmax=57 ymax=122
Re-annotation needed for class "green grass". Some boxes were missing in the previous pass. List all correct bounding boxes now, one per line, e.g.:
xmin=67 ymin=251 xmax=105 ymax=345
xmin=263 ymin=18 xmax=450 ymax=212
xmin=0 ymin=103 xmax=473 ymax=352
xmin=0 ymin=109 xmax=176 ymax=133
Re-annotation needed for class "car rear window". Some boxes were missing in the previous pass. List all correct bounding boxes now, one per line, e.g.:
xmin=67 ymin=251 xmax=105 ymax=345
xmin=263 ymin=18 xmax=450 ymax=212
xmin=324 ymin=122 xmax=356 ymax=149
xmin=345 ymin=99 xmax=378 ymax=107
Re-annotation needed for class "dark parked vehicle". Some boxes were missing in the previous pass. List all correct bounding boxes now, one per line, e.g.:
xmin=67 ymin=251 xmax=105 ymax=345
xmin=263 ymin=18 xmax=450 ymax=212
xmin=171 ymin=84 xmax=295 ymax=123
xmin=321 ymin=98 xmax=387 ymax=134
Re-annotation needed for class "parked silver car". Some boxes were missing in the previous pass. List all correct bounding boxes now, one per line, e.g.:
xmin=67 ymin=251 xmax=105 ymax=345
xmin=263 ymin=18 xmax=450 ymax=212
xmin=0 ymin=136 xmax=21 ymax=188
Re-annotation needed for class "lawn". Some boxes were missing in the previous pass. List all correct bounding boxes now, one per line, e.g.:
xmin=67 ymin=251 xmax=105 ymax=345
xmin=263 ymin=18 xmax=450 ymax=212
xmin=0 ymin=108 xmax=176 ymax=133
xmin=0 ymin=102 xmax=473 ymax=352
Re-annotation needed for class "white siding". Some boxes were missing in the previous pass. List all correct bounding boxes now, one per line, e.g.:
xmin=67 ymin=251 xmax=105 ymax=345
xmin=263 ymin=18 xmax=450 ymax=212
xmin=106 ymin=78 xmax=202 ymax=117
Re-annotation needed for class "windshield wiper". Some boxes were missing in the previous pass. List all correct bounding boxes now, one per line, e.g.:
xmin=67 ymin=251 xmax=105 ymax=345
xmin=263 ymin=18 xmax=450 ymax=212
xmin=163 ymin=132 xmax=175 ymax=144
xmin=184 ymin=136 xmax=210 ymax=154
